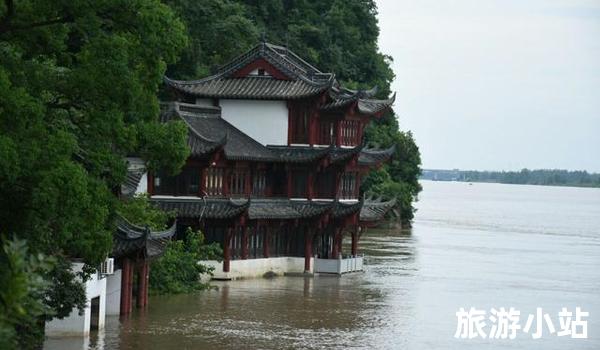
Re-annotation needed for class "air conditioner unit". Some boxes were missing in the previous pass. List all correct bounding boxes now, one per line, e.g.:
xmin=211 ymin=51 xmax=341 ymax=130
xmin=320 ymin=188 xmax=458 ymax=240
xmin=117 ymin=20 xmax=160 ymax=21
xmin=100 ymin=258 xmax=114 ymax=275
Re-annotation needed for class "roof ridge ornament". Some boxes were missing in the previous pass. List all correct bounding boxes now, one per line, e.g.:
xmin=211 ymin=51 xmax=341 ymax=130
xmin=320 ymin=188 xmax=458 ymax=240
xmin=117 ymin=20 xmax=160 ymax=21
xmin=260 ymin=32 xmax=267 ymax=52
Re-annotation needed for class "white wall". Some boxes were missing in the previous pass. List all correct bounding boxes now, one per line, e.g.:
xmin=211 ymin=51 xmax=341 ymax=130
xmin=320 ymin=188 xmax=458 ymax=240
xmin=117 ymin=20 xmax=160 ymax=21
xmin=135 ymin=173 xmax=148 ymax=194
xmin=219 ymin=99 xmax=288 ymax=145
xmin=45 ymin=263 xmax=107 ymax=337
xmin=105 ymin=269 xmax=122 ymax=316
xmin=200 ymin=257 xmax=312 ymax=280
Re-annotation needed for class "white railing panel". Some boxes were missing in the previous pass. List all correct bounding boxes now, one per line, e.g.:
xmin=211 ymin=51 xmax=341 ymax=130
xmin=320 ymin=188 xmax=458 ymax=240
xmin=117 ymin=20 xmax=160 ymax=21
xmin=314 ymin=256 xmax=364 ymax=274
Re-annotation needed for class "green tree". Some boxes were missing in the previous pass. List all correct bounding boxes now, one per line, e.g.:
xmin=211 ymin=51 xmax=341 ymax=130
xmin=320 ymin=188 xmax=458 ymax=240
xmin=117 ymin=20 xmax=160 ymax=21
xmin=164 ymin=0 xmax=259 ymax=80
xmin=149 ymin=228 xmax=222 ymax=295
xmin=0 ymin=0 xmax=189 ymax=347
xmin=0 ymin=239 xmax=55 ymax=349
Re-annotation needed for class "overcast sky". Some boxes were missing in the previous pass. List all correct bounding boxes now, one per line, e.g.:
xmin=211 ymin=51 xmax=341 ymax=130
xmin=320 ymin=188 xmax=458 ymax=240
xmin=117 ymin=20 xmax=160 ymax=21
xmin=376 ymin=0 xmax=600 ymax=172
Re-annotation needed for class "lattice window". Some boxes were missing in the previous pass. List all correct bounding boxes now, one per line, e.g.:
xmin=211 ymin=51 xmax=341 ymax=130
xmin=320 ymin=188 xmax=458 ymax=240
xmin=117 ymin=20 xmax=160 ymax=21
xmin=154 ymin=167 xmax=199 ymax=196
xmin=292 ymin=109 xmax=309 ymax=144
xmin=269 ymin=228 xmax=280 ymax=257
xmin=315 ymin=169 xmax=336 ymax=198
xmin=205 ymin=167 xmax=224 ymax=196
xmin=339 ymin=172 xmax=358 ymax=199
xmin=340 ymin=120 xmax=360 ymax=146
xmin=230 ymin=226 xmax=243 ymax=259
xmin=318 ymin=120 xmax=336 ymax=145
xmin=249 ymin=225 xmax=265 ymax=258
xmin=252 ymin=170 xmax=267 ymax=196
xmin=291 ymin=169 xmax=308 ymax=198
xmin=229 ymin=169 xmax=247 ymax=196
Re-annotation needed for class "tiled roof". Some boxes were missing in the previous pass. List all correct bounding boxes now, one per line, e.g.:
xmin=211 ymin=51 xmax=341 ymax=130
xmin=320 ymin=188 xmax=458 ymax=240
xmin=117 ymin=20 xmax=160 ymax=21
xmin=150 ymin=197 xmax=365 ymax=221
xmin=360 ymin=197 xmax=397 ymax=222
xmin=267 ymin=145 xmax=331 ymax=163
xmin=321 ymin=86 xmax=378 ymax=110
xmin=121 ymin=169 xmax=144 ymax=197
xmin=120 ymin=158 xmax=146 ymax=197
xmin=321 ymin=91 xmax=395 ymax=116
xmin=357 ymin=93 xmax=396 ymax=115
xmin=112 ymin=216 xmax=176 ymax=259
xmin=321 ymin=83 xmax=395 ymax=116
xmin=330 ymin=146 xmax=363 ymax=163
xmin=165 ymin=77 xmax=331 ymax=100
xmin=266 ymin=144 xmax=362 ymax=164
xmin=358 ymin=145 xmax=396 ymax=166
xmin=333 ymin=200 xmax=363 ymax=218
xmin=164 ymin=42 xmax=334 ymax=100
xmin=248 ymin=199 xmax=333 ymax=220
xmin=163 ymin=102 xmax=277 ymax=161
xmin=161 ymin=103 xmax=226 ymax=157
xmin=150 ymin=197 xmax=250 ymax=219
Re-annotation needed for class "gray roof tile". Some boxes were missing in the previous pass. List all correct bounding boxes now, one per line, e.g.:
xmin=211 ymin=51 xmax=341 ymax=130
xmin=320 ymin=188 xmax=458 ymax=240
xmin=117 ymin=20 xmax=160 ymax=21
xmin=165 ymin=42 xmax=334 ymax=99
xmin=112 ymin=216 xmax=176 ymax=259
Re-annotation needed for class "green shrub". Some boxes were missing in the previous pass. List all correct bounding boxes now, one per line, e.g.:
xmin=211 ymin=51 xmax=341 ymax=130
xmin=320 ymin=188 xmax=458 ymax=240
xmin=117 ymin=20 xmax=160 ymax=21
xmin=149 ymin=228 xmax=222 ymax=295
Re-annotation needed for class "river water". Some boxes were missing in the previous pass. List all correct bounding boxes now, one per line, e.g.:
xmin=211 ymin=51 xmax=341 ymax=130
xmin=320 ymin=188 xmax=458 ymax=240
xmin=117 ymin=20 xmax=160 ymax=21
xmin=45 ymin=180 xmax=600 ymax=349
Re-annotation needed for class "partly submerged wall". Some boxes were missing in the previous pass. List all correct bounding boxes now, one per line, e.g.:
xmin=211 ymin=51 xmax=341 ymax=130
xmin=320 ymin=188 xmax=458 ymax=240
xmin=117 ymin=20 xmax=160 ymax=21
xmin=45 ymin=263 xmax=107 ymax=337
xmin=201 ymin=257 xmax=313 ymax=280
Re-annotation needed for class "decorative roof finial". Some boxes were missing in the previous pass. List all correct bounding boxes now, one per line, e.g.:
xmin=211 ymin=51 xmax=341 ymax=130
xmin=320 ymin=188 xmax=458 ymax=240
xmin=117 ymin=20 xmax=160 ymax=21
xmin=260 ymin=31 xmax=266 ymax=44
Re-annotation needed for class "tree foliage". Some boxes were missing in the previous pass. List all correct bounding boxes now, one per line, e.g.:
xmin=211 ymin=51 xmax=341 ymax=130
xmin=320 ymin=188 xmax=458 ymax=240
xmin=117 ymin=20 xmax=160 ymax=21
xmin=0 ymin=239 xmax=53 ymax=349
xmin=118 ymin=194 xmax=174 ymax=231
xmin=0 ymin=0 xmax=189 ymax=347
xmin=423 ymin=168 xmax=600 ymax=188
xmin=149 ymin=228 xmax=222 ymax=295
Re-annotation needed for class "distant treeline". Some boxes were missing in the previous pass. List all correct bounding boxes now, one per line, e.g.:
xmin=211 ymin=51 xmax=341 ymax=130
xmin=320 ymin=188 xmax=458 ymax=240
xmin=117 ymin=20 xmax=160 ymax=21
xmin=421 ymin=169 xmax=600 ymax=188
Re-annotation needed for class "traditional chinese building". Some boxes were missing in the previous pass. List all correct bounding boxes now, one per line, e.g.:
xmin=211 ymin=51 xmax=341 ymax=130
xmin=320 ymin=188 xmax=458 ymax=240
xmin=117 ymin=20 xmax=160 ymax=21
xmin=140 ymin=41 xmax=396 ymax=279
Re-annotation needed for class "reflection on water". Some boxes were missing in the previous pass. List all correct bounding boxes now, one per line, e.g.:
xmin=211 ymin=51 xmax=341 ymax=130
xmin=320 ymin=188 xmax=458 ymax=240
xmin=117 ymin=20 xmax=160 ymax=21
xmin=45 ymin=181 xmax=600 ymax=349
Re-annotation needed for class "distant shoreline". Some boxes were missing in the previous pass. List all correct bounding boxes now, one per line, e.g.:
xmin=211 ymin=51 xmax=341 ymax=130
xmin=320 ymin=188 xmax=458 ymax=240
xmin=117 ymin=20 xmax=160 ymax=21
xmin=420 ymin=169 xmax=600 ymax=189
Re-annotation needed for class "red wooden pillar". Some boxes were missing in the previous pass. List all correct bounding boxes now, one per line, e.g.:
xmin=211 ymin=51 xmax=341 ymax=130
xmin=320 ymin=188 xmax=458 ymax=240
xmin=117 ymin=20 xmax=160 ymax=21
xmin=223 ymin=227 xmax=232 ymax=272
xmin=338 ymin=230 xmax=344 ymax=257
xmin=223 ymin=168 xmax=230 ymax=196
xmin=304 ymin=228 xmax=312 ymax=272
xmin=199 ymin=168 xmax=206 ymax=196
xmin=351 ymin=225 xmax=358 ymax=256
xmin=136 ymin=260 xmax=149 ymax=308
xmin=245 ymin=166 xmax=252 ymax=197
xmin=335 ymin=120 xmax=342 ymax=147
xmin=331 ymin=228 xmax=340 ymax=259
xmin=309 ymin=110 xmax=318 ymax=146
xmin=119 ymin=258 xmax=131 ymax=315
xmin=263 ymin=224 xmax=270 ymax=258
xmin=147 ymin=173 xmax=154 ymax=195
xmin=287 ymin=167 xmax=293 ymax=198
xmin=136 ymin=261 xmax=142 ymax=308
xmin=334 ymin=172 xmax=342 ymax=200
xmin=241 ymin=226 xmax=249 ymax=259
